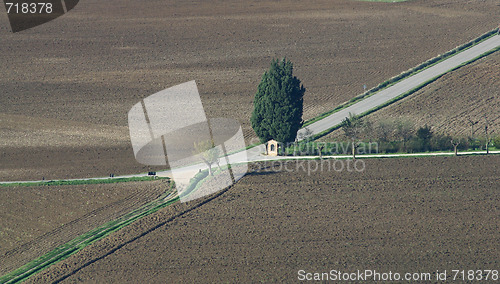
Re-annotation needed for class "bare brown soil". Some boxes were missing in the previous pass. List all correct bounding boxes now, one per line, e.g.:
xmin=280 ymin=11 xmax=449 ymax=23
xmin=0 ymin=180 xmax=168 ymax=275
xmin=27 ymin=156 xmax=500 ymax=283
xmin=367 ymin=52 xmax=500 ymax=137
xmin=1 ymin=0 xmax=499 ymax=180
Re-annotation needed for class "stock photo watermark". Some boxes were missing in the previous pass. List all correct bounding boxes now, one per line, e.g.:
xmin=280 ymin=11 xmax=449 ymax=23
xmin=128 ymin=81 xmax=378 ymax=202
xmin=4 ymin=0 xmax=80 ymax=32
xmin=256 ymin=158 xmax=367 ymax=176
xmin=128 ymin=81 xmax=248 ymax=203
xmin=298 ymin=269 xmax=499 ymax=282
xmin=249 ymin=138 xmax=379 ymax=176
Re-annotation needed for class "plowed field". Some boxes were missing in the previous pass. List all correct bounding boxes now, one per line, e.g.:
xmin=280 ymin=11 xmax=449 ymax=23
xmin=0 ymin=180 xmax=168 ymax=275
xmin=321 ymin=51 xmax=500 ymax=140
xmin=27 ymin=156 xmax=500 ymax=283
xmin=1 ymin=0 xmax=500 ymax=180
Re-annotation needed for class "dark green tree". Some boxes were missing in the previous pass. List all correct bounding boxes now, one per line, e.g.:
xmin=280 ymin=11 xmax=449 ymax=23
xmin=251 ymin=58 xmax=305 ymax=144
xmin=416 ymin=124 xmax=433 ymax=141
xmin=416 ymin=124 xmax=433 ymax=151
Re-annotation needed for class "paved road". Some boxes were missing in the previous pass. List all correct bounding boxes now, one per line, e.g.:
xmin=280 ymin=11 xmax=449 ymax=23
xmin=1 ymin=35 xmax=499 ymax=185
xmin=296 ymin=34 xmax=500 ymax=138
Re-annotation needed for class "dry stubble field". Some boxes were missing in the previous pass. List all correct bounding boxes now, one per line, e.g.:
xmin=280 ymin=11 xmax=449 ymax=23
xmin=26 ymin=156 xmax=500 ymax=283
xmin=1 ymin=0 xmax=499 ymax=180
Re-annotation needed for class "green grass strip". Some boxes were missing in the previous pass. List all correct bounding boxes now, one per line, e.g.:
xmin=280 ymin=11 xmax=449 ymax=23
xmin=0 ymin=185 xmax=178 ymax=284
xmin=0 ymin=176 xmax=168 ymax=188
xmin=178 ymin=169 xmax=210 ymax=200
xmin=305 ymin=40 xmax=500 ymax=141
xmin=302 ymin=28 xmax=499 ymax=128
xmin=2 ymin=30 xmax=499 ymax=283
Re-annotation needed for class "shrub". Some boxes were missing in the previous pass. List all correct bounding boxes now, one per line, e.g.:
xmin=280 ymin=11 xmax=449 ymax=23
xmin=469 ymin=137 xmax=484 ymax=150
xmin=494 ymin=136 xmax=500 ymax=149
xmin=382 ymin=141 xmax=401 ymax=153
xmin=457 ymin=137 xmax=470 ymax=151
xmin=430 ymin=134 xmax=453 ymax=151
xmin=416 ymin=125 xmax=433 ymax=151
xmin=407 ymin=138 xmax=425 ymax=153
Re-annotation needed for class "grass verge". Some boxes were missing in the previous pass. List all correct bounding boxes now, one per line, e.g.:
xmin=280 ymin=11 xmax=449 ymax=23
xmin=305 ymin=43 xmax=500 ymax=141
xmin=178 ymin=169 xmax=210 ymax=201
xmin=0 ymin=184 xmax=178 ymax=284
xmin=0 ymin=176 xmax=168 ymax=188
xmin=251 ymin=151 xmax=500 ymax=162
xmin=302 ymin=28 xmax=499 ymax=128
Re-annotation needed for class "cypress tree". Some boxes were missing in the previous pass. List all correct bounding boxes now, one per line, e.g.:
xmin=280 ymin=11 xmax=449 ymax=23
xmin=251 ymin=58 xmax=305 ymax=143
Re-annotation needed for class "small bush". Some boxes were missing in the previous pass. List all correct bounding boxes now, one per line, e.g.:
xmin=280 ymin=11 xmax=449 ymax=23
xmin=407 ymin=138 xmax=425 ymax=153
xmin=379 ymin=141 xmax=400 ymax=153
xmin=430 ymin=134 xmax=453 ymax=151
xmin=494 ymin=136 xmax=500 ymax=149
xmin=469 ymin=138 xmax=484 ymax=150
xmin=457 ymin=137 xmax=470 ymax=151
